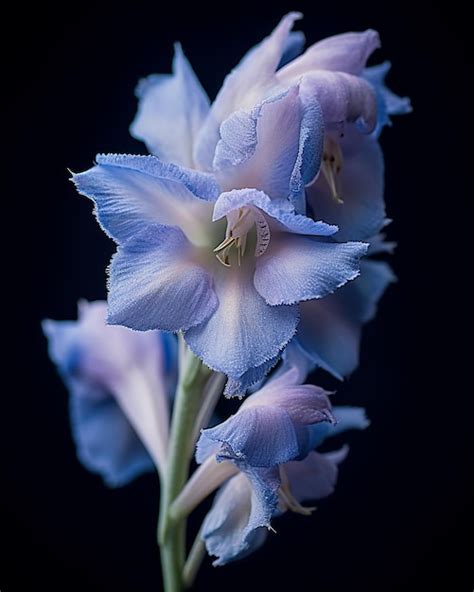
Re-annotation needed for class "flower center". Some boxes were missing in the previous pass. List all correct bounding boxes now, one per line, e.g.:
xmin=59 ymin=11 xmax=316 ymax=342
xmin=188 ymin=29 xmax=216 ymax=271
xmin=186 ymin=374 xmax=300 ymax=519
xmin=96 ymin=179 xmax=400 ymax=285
xmin=278 ymin=466 xmax=316 ymax=516
xmin=213 ymin=206 xmax=271 ymax=267
xmin=321 ymin=135 xmax=344 ymax=204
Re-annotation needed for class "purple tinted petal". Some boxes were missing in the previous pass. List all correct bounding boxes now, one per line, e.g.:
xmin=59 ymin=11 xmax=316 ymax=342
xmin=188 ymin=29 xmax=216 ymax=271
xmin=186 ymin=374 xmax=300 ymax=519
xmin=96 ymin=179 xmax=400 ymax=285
xmin=198 ymin=406 xmax=299 ymax=467
xmin=254 ymin=234 xmax=368 ymax=305
xmin=300 ymin=71 xmax=377 ymax=132
xmin=108 ymin=225 xmax=218 ymax=332
xmin=214 ymin=85 xmax=324 ymax=203
xmin=194 ymin=12 xmax=302 ymax=170
xmin=278 ymin=29 xmax=380 ymax=78
xmin=284 ymin=448 xmax=348 ymax=503
xmin=130 ymin=44 xmax=210 ymax=167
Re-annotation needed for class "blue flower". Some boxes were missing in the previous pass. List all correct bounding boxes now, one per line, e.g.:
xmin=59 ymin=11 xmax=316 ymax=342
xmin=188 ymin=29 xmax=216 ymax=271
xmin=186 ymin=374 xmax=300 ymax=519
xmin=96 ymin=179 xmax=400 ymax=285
xmin=42 ymin=300 xmax=177 ymax=484
xmin=196 ymin=366 xmax=335 ymax=470
xmin=73 ymin=86 xmax=367 ymax=394
xmin=200 ymin=406 xmax=368 ymax=565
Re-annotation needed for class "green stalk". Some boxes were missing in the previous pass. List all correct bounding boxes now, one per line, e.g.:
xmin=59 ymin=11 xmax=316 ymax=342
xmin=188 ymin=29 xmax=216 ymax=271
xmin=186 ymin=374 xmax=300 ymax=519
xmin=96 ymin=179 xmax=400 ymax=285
xmin=158 ymin=337 xmax=210 ymax=592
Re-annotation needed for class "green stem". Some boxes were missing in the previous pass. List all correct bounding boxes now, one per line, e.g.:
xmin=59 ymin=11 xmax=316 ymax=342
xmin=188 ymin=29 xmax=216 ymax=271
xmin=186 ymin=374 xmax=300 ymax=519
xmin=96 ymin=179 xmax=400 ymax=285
xmin=158 ymin=337 xmax=210 ymax=592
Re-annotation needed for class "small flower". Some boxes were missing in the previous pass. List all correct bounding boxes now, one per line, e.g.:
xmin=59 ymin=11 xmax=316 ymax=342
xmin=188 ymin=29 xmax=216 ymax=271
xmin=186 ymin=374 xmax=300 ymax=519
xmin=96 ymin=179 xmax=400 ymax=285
xmin=196 ymin=366 xmax=335 ymax=470
xmin=42 ymin=300 xmax=177 ymax=484
xmin=200 ymin=406 xmax=368 ymax=565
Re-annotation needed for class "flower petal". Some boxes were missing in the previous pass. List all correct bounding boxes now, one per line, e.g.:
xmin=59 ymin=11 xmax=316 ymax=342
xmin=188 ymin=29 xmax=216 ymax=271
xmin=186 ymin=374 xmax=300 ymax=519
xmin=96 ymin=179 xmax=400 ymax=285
xmin=300 ymin=71 xmax=377 ymax=132
xmin=69 ymin=392 xmax=154 ymax=487
xmin=296 ymin=259 xmax=395 ymax=378
xmin=72 ymin=154 xmax=217 ymax=245
xmin=254 ymin=234 xmax=368 ymax=306
xmin=202 ymin=471 xmax=274 ymax=566
xmin=197 ymin=406 xmax=300 ymax=467
xmin=363 ymin=61 xmax=412 ymax=137
xmin=213 ymin=188 xmax=337 ymax=236
xmin=285 ymin=448 xmax=348 ymax=503
xmin=108 ymin=225 xmax=218 ymax=332
xmin=193 ymin=12 xmax=302 ymax=170
xmin=130 ymin=43 xmax=210 ymax=167
xmin=278 ymin=29 xmax=380 ymax=78
xmin=185 ymin=263 xmax=298 ymax=380
xmin=304 ymin=405 xmax=370 ymax=450
xmin=278 ymin=30 xmax=306 ymax=69
xmin=307 ymin=129 xmax=385 ymax=242
xmin=223 ymin=354 xmax=281 ymax=397
xmin=213 ymin=85 xmax=324 ymax=203
xmin=246 ymin=381 xmax=334 ymax=426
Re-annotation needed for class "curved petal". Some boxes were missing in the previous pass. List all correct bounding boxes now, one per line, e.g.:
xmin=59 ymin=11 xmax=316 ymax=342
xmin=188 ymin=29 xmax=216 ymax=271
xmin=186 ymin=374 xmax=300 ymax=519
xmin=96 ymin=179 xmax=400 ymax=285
xmin=285 ymin=448 xmax=348 ymax=503
xmin=185 ymin=263 xmax=298 ymax=380
xmin=296 ymin=259 xmax=395 ymax=378
xmin=214 ymin=85 xmax=324 ymax=202
xmin=69 ymin=392 xmax=154 ymax=487
xmin=213 ymin=188 xmax=337 ymax=236
xmin=300 ymin=71 xmax=377 ymax=132
xmin=197 ymin=406 xmax=300 ymax=467
xmin=307 ymin=130 xmax=385 ymax=242
xmin=202 ymin=471 xmax=274 ymax=566
xmin=304 ymin=405 xmax=370 ymax=450
xmin=278 ymin=29 xmax=380 ymax=79
xmin=108 ymin=225 xmax=218 ymax=332
xmin=254 ymin=234 xmax=368 ymax=306
xmin=130 ymin=43 xmax=210 ymax=167
xmin=193 ymin=12 xmax=302 ymax=170
xmin=278 ymin=30 xmax=306 ymax=69
xmin=363 ymin=61 xmax=412 ymax=137
xmin=246 ymin=383 xmax=334 ymax=426
xmin=72 ymin=154 xmax=217 ymax=246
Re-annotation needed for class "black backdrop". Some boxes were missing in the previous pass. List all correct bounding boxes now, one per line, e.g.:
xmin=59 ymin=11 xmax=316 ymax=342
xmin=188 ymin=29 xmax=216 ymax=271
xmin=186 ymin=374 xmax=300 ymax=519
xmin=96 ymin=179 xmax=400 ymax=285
xmin=3 ymin=1 xmax=472 ymax=591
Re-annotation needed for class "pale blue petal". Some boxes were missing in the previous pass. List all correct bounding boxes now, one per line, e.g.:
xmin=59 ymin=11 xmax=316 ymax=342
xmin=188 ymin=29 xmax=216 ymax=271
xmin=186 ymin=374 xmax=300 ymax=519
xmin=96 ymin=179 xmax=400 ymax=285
xmin=185 ymin=263 xmax=298 ymax=380
xmin=214 ymin=85 xmax=324 ymax=203
xmin=296 ymin=259 xmax=395 ymax=378
xmin=278 ymin=31 xmax=306 ymax=68
xmin=223 ymin=354 xmax=280 ymax=397
xmin=363 ymin=61 xmax=412 ymax=137
xmin=278 ymin=29 xmax=380 ymax=78
xmin=70 ymin=391 xmax=154 ymax=487
xmin=130 ymin=43 xmax=210 ymax=167
xmin=284 ymin=449 xmax=348 ymax=503
xmin=254 ymin=235 xmax=368 ymax=305
xmin=194 ymin=12 xmax=302 ymax=170
xmin=72 ymin=154 xmax=218 ymax=245
xmin=197 ymin=406 xmax=299 ymax=467
xmin=108 ymin=224 xmax=218 ymax=331
xmin=307 ymin=129 xmax=385 ymax=242
xmin=305 ymin=405 xmax=370 ymax=450
xmin=202 ymin=471 xmax=276 ymax=565
xmin=213 ymin=188 xmax=337 ymax=236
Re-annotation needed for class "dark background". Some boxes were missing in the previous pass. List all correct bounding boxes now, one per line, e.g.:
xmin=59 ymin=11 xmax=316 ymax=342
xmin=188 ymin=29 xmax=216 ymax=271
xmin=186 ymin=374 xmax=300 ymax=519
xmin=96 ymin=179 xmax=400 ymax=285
xmin=3 ymin=1 xmax=472 ymax=590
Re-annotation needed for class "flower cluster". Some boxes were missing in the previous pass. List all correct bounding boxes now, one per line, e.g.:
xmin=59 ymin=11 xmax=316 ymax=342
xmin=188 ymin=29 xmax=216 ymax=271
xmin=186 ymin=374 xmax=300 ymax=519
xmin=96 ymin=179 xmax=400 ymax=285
xmin=43 ymin=13 xmax=409 ymax=588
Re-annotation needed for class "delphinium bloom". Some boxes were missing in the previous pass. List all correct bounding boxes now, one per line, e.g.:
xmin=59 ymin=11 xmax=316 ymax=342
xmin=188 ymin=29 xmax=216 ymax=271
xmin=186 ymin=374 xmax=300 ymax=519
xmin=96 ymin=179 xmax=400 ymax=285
xmin=73 ymin=86 xmax=367 ymax=394
xmin=43 ymin=11 xmax=410 ymax=592
xmin=43 ymin=300 xmax=177 ymax=482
